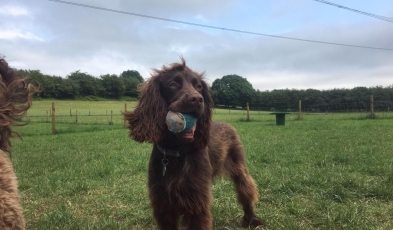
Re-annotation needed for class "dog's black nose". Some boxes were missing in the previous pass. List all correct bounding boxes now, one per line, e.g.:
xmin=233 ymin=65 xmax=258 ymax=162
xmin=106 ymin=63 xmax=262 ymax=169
xmin=188 ymin=93 xmax=204 ymax=105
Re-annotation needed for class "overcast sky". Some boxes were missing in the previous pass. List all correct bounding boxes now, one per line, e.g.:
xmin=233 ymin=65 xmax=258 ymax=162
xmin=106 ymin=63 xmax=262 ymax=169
xmin=1 ymin=0 xmax=392 ymax=91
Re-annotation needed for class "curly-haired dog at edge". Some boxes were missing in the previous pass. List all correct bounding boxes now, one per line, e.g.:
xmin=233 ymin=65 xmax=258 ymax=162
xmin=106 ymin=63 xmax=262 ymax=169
xmin=124 ymin=58 xmax=264 ymax=230
xmin=0 ymin=58 xmax=39 ymax=230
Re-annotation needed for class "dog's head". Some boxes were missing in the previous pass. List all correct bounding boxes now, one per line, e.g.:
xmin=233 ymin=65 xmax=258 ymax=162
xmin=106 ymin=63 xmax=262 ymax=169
xmin=124 ymin=58 xmax=213 ymax=148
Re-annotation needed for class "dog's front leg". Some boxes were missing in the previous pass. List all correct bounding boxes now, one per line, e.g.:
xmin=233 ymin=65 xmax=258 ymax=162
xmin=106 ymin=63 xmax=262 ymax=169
xmin=182 ymin=210 xmax=212 ymax=230
xmin=152 ymin=205 xmax=180 ymax=230
xmin=148 ymin=152 xmax=181 ymax=230
xmin=178 ymin=150 xmax=213 ymax=230
xmin=148 ymin=180 xmax=181 ymax=230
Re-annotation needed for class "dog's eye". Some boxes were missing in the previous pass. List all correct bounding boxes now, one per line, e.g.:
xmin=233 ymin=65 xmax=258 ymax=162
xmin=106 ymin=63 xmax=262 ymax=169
xmin=196 ymin=84 xmax=203 ymax=90
xmin=169 ymin=82 xmax=178 ymax=89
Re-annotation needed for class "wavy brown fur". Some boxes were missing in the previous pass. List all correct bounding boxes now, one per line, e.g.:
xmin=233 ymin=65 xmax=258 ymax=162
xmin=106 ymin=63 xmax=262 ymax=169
xmin=125 ymin=58 xmax=263 ymax=229
xmin=0 ymin=151 xmax=25 ymax=230
xmin=0 ymin=58 xmax=39 ymax=230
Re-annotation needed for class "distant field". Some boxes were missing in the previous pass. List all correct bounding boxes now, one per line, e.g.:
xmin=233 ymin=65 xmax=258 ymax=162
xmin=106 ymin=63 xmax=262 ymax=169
xmin=10 ymin=100 xmax=393 ymax=229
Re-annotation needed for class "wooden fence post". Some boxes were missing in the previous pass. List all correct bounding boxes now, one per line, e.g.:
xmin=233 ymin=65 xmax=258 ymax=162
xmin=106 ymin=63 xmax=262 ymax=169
xmin=370 ymin=95 xmax=375 ymax=119
xmin=46 ymin=110 xmax=48 ymax=122
xmin=76 ymin=110 xmax=78 ymax=123
xmin=52 ymin=102 xmax=56 ymax=134
xmin=246 ymin=102 xmax=250 ymax=121
xmin=110 ymin=110 xmax=113 ymax=125
xmin=298 ymin=100 xmax=302 ymax=120
xmin=124 ymin=103 xmax=127 ymax=127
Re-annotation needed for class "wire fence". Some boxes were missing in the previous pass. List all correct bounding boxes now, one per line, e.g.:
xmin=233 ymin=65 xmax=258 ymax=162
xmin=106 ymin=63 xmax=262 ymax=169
xmin=29 ymin=109 xmax=125 ymax=125
xmin=249 ymin=101 xmax=393 ymax=113
xmin=23 ymin=98 xmax=393 ymax=135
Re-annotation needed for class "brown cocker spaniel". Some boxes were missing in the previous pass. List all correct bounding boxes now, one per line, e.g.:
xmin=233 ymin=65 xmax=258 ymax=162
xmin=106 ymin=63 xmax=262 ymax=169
xmin=0 ymin=58 xmax=39 ymax=230
xmin=125 ymin=58 xmax=263 ymax=230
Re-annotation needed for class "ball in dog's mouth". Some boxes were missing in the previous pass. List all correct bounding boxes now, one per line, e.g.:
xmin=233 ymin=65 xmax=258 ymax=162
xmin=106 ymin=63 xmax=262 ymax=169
xmin=166 ymin=111 xmax=197 ymax=140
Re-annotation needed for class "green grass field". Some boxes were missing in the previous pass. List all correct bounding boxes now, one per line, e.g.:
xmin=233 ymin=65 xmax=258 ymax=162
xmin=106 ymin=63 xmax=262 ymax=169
xmin=10 ymin=100 xmax=393 ymax=229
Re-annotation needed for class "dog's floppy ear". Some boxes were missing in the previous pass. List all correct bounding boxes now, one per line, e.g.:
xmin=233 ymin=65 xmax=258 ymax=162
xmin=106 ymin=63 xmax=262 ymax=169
xmin=193 ymin=77 xmax=214 ymax=149
xmin=0 ymin=58 xmax=41 ymax=154
xmin=124 ymin=76 xmax=167 ymax=143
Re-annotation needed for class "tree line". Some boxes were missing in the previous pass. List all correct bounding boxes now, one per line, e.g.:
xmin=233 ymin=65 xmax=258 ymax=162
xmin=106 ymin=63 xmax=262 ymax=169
xmin=17 ymin=69 xmax=143 ymax=100
xmin=17 ymin=69 xmax=393 ymax=111
xmin=212 ymin=75 xmax=393 ymax=112
xmin=252 ymin=86 xmax=393 ymax=112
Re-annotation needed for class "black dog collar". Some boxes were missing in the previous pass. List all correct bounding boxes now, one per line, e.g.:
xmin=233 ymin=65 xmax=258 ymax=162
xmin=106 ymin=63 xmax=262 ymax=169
xmin=156 ymin=144 xmax=180 ymax=157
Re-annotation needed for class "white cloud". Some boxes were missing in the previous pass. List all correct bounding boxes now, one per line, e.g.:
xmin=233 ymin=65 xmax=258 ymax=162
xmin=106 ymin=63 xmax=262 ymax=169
xmin=0 ymin=5 xmax=29 ymax=16
xmin=194 ymin=15 xmax=208 ymax=22
xmin=0 ymin=30 xmax=44 ymax=41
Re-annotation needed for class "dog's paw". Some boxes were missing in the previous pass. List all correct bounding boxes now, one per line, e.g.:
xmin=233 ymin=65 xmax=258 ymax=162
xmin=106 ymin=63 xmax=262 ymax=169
xmin=242 ymin=216 xmax=264 ymax=229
